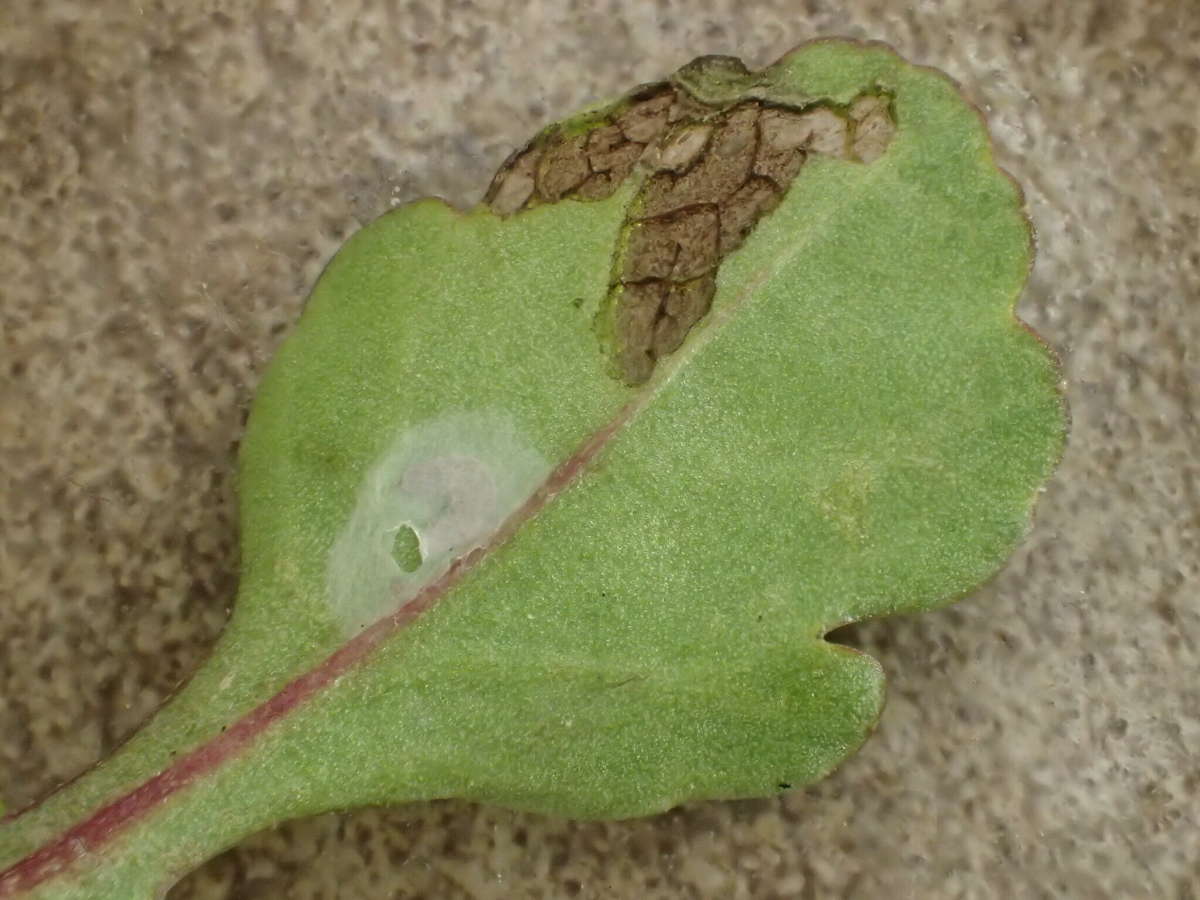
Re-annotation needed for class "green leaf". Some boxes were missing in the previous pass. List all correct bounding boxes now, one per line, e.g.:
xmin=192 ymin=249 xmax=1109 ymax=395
xmin=0 ymin=40 xmax=1064 ymax=899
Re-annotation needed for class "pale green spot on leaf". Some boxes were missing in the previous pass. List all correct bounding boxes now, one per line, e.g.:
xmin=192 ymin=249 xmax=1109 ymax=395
xmin=390 ymin=524 xmax=421 ymax=574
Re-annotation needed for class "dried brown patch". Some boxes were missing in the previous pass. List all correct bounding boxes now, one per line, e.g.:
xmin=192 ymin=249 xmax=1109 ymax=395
xmin=850 ymin=95 xmax=896 ymax=164
xmin=485 ymin=85 xmax=676 ymax=215
xmin=483 ymin=79 xmax=897 ymax=383
xmin=624 ymin=207 xmax=721 ymax=282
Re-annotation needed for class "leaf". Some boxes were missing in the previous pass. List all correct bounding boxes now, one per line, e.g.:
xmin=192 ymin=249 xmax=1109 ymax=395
xmin=0 ymin=40 xmax=1064 ymax=899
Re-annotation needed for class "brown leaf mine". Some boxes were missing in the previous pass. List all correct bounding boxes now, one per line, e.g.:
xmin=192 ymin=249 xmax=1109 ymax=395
xmin=484 ymin=65 xmax=896 ymax=384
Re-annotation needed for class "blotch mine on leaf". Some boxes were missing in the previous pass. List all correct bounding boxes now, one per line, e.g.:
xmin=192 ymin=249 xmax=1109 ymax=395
xmin=485 ymin=81 xmax=896 ymax=385
xmin=326 ymin=411 xmax=549 ymax=635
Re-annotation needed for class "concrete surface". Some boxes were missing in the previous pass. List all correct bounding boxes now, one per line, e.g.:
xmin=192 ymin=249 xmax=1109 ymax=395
xmin=1 ymin=1 xmax=1196 ymax=897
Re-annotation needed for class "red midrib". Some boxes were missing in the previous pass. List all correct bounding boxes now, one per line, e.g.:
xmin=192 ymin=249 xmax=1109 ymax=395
xmin=0 ymin=399 xmax=636 ymax=896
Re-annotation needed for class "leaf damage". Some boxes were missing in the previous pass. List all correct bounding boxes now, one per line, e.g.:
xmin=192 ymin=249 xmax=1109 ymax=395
xmin=485 ymin=78 xmax=897 ymax=384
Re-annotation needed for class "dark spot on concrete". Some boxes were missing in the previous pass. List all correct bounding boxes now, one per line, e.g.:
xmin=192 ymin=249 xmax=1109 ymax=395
xmin=1153 ymin=596 xmax=1177 ymax=624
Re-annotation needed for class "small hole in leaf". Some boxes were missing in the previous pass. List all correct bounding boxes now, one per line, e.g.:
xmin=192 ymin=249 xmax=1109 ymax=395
xmin=391 ymin=524 xmax=422 ymax=573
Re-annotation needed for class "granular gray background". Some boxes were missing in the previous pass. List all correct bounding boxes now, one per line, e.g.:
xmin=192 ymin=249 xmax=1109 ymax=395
xmin=1 ymin=1 xmax=1196 ymax=897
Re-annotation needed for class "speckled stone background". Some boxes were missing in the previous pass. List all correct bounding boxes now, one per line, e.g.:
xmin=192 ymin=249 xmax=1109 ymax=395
xmin=1 ymin=1 xmax=1196 ymax=897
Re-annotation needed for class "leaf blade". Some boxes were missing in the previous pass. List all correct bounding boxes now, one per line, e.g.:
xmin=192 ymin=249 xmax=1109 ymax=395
xmin=0 ymin=39 xmax=1066 ymax=898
